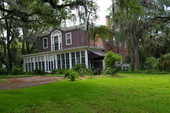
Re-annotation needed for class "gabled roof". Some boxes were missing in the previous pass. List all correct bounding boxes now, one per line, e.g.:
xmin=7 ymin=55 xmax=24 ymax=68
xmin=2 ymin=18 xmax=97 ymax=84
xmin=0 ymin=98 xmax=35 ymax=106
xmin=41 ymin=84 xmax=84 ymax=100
xmin=38 ymin=25 xmax=86 ymax=38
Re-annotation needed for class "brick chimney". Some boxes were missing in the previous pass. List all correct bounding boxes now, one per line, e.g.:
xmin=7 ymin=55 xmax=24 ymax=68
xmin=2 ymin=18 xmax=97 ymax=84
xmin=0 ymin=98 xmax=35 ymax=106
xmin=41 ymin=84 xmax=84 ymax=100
xmin=105 ymin=15 xmax=110 ymax=27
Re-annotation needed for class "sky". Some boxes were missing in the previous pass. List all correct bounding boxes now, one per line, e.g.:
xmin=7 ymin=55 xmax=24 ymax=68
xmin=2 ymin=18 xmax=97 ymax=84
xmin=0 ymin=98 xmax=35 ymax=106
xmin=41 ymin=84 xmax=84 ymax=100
xmin=96 ymin=0 xmax=112 ymax=25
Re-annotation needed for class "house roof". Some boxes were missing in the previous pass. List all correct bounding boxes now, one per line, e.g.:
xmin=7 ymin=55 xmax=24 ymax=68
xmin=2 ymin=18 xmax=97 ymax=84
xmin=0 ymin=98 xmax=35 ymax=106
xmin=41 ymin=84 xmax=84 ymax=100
xmin=38 ymin=25 xmax=86 ymax=38
xmin=90 ymin=51 xmax=106 ymax=57
xmin=23 ymin=46 xmax=104 ymax=57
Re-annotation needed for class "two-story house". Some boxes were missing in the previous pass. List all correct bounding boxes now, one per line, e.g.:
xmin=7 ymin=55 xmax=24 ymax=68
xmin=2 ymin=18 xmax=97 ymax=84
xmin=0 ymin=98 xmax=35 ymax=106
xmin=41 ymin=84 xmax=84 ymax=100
xmin=23 ymin=23 xmax=128 ymax=72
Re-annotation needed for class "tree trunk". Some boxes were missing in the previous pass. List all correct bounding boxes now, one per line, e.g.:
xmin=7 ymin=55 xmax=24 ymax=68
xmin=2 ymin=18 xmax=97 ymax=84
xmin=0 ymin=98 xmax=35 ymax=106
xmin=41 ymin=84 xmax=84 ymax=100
xmin=5 ymin=18 xmax=13 ymax=72
xmin=134 ymin=45 xmax=140 ymax=70
xmin=132 ymin=21 xmax=141 ymax=70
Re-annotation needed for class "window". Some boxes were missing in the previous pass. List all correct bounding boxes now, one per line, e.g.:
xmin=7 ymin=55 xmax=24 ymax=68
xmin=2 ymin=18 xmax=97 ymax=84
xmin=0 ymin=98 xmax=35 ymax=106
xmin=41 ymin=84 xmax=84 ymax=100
xmin=81 ymin=51 xmax=85 ymax=65
xmin=61 ymin=54 xmax=65 ymax=69
xmin=71 ymin=52 xmax=75 ymax=67
xmin=51 ymin=30 xmax=62 ymax=51
xmin=54 ymin=36 xmax=59 ymax=50
xmin=43 ymin=38 xmax=48 ymax=49
xmin=66 ymin=32 xmax=72 ymax=45
xmin=57 ymin=54 xmax=61 ymax=69
xmin=66 ymin=53 xmax=70 ymax=69
xmin=76 ymin=52 xmax=80 ymax=64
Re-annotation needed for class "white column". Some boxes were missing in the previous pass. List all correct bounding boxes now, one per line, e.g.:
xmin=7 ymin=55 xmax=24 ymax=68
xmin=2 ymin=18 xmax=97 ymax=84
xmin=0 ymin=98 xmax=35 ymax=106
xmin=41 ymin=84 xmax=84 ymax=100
xmin=69 ymin=52 xmax=72 ymax=69
xmin=60 ymin=54 xmax=62 ymax=69
xmin=46 ymin=55 xmax=49 ymax=71
xmin=55 ymin=54 xmax=57 ymax=69
xmin=74 ymin=51 xmax=77 ymax=65
xmin=33 ymin=57 xmax=35 ymax=70
xmin=80 ymin=51 xmax=82 ymax=64
xmin=85 ymin=49 xmax=89 ymax=69
xmin=30 ymin=58 xmax=32 ymax=72
xmin=44 ymin=55 xmax=47 ymax=72
xmin=28 ymin=58 xmax=30 ymax=72
xmin=23 ymin=58 xmax=26 ymax=72
xmin=64 ymin=53 xmax=66 ymax=69
xmin=41 ymin=56 xmax=43 ymax=71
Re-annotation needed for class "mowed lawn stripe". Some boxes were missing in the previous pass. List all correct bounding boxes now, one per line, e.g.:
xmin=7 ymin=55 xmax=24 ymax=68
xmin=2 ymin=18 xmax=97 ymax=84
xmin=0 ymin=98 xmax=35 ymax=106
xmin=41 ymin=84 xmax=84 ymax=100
xmin=0 ymin=73 xmax=170 ymax=113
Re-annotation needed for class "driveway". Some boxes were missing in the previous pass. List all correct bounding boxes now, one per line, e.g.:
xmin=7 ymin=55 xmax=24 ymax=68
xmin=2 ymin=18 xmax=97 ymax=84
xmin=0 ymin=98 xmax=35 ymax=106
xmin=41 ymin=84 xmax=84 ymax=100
xmin=0 ymin=76 xmax=62 ymax=91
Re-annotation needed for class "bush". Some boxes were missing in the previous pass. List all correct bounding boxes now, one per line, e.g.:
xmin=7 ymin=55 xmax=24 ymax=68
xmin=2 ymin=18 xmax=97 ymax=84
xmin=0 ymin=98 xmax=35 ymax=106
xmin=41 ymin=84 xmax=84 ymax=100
xmin=64 ymin=69 xmax=79 ymax=81
xmin=52 ymin=69 xmax=68 ymax=74
xmin=0 ymin=68 xmax=8 ymax=75
xmin=145 ymin=57 xmax=159 ymax=71
xmin=10 ymin=67 xmax=24 ymax=75
xmin=33 ymin=69 xmax=45 ymax=75
xmin=103 ymin=51 xmax=121 ymax=76
xmin=72 ymin=64 xmax=89 ymax=76
xmin=102 ymin=67 xmax=120 ymax=75
xmin=158 ymin=53 xmax=170 ymax=72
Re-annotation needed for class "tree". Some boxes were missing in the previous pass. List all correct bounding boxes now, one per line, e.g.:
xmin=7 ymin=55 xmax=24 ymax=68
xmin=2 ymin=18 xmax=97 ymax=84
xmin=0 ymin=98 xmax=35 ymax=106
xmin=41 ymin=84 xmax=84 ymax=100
xmin=108 ymin=0 xmax=170 ymax=70
xmin=0 ymin=0 xmax=98 ymax=72
xmin=104 ymin=51 xmax=120 ymax=76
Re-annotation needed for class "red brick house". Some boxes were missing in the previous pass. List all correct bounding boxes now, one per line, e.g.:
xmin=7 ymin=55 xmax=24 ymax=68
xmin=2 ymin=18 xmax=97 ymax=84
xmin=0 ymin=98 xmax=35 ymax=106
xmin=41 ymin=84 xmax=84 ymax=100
xmin=23 ymin=23 xmax=128 ymax=72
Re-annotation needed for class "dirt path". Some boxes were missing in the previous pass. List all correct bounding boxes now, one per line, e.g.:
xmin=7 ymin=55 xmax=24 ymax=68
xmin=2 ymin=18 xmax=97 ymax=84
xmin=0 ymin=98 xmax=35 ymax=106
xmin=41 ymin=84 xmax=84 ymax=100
xmin=0 ymin=76 xmax=63 ymax=91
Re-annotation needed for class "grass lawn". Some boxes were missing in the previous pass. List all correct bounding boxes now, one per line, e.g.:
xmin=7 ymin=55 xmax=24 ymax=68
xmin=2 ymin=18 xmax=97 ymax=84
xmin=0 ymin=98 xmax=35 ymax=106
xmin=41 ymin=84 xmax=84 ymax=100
xmin=0 ymin=73 xmax=170 ymax=113
xmin=0 ymin=79 xmax=7 ymax=83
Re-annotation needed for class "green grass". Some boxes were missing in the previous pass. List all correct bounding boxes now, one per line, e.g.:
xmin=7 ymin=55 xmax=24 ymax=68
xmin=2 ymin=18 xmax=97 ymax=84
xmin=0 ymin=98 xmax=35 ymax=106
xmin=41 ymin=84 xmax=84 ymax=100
xmin=0 ymin=79 xmax=7 ymax=83
xmin=0 ymin=73 xmax=170 ymax=113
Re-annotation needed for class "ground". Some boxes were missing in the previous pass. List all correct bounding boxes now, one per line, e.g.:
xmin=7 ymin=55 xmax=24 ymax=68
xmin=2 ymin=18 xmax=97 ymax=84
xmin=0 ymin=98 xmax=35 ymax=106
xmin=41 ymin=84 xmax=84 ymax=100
xmin=0 ymin=76 xmax=62 ymax=90
xmin=0 ymin=73 xmax=170 ymax=113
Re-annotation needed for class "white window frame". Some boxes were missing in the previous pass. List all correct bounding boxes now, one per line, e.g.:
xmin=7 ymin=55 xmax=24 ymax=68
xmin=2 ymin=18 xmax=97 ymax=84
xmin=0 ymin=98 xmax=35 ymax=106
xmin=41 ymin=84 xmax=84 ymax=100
xmin=51 ymin=30 xmax=62 ymax=51
xmin=66 ymin=32 xmax=72 ymax=45
xmin=43 ymin=38 xmax=48 ymax=49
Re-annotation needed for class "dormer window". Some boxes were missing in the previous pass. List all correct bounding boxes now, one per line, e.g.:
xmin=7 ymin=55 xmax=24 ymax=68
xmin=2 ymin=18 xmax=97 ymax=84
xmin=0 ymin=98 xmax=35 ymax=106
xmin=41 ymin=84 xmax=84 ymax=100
xmin=51 ymin=30 xmax=62 ymax=51
xmin=66 ymin=32 xmax=72 ymax=45
xmin=43 ymin=38 xmax=48 ymax=49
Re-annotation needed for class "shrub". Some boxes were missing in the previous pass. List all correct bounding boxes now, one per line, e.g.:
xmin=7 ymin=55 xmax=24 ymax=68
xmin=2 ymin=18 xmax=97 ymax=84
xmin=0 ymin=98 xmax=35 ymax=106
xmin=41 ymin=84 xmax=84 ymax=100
xmin=51 ymin=69 xmax=57 ymax=74
xmin=52 ymin=69 xmax=68 ymax=74
xmin=145 ymin=57 xmax=159 ymax=71
xmin=102 ymin=67 xmax=120 ymax=75
xmin=64 ymin=69 xmax=79 ymax=81
xmin=158 ymin=53 xmax=170 ymax=72
xmin=0 ymin=68 xmax=8 ymax=75
xmin=33 ymin=69 xmax=45 ymax=75
xmin=72 ymin=64 xmax=89 ymax=76
xmin=103 ymin=51 xmax=121 ymax=76
xmin=10 ymin=67 xmax=24 ymax=75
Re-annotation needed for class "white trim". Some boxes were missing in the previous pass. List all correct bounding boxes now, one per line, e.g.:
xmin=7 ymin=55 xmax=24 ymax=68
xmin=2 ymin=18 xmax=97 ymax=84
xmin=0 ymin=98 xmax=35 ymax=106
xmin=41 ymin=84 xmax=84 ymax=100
xmin=23 ymin=46 xmax=104 ymax=57
xmin=65 ymin=32 xmax=72 ymax=45
xmin=51 ymin=30 xmax=62 ymax=51
xmin=55 ymin=54 xmax=57 ymax=70
xmin=43 ymin=38 xmax=48 ymax=49
xmin=23 ymin=58 xmax=26 ymax=72
xmin=80 ymin=51 xmax=82 ymax=63
xmin=44 ymin=55 xmax=47 ymax=71
xmin=69 ymin=52 xmax=72 ymax=69
xmin=85 ymin=49 xmax=89 ymax=69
